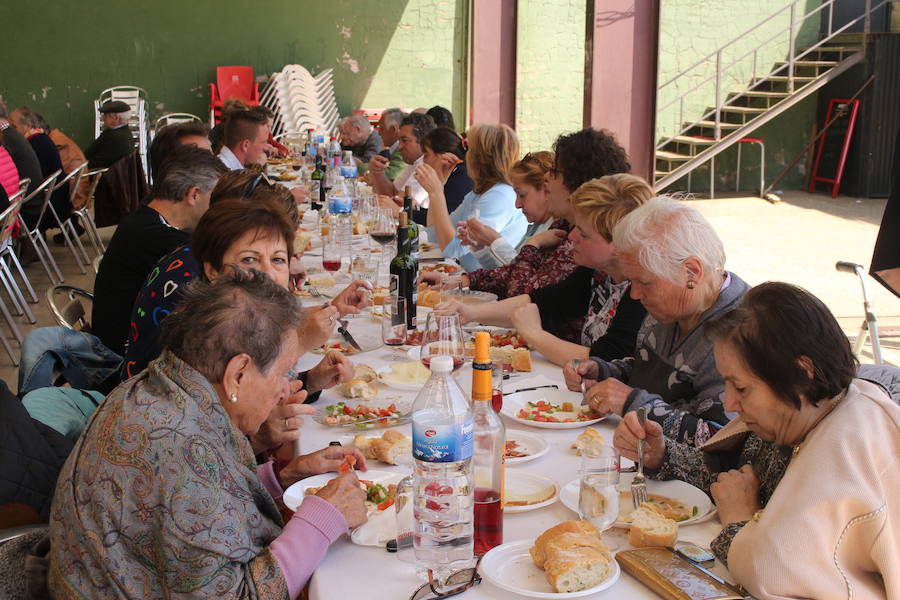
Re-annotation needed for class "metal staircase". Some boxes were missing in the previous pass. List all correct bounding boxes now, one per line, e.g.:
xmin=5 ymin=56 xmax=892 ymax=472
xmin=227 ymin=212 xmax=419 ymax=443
xmin=654 ymin=0 xmax=889 ymax=193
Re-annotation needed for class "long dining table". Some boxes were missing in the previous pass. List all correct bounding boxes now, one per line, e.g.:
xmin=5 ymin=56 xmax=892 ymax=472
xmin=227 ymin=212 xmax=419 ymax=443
xmin=289 ymin=223 xmax=737 ymax=598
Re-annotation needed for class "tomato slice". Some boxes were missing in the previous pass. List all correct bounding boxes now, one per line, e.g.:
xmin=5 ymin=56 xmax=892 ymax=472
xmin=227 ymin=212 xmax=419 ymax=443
xmin=377 ymin=498 xmax=395 ymax=511
xmin=338 ymin=455 xmax=357 ymax=474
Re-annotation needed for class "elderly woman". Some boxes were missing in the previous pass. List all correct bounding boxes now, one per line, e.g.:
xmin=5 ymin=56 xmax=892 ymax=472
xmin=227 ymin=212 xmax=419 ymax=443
xmin=565 ymin=196 xmax=749 ymax=445
xmin=613 ymin=282 xmax=899 ymax=598
xmin=439 ymin=174 xmax=651 ymax=367
xmin=49 ymin=270 xmax=369 ymax=599
xmin=417 ymin=123 xmax=528 ymax=272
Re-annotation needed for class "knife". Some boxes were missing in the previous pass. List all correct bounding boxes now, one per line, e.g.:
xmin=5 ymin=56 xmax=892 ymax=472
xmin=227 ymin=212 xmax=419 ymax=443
xmin=503 ymin=384 xmax=558 ymax=396
xmin=337 ymin=319 xmax=363 ymax=352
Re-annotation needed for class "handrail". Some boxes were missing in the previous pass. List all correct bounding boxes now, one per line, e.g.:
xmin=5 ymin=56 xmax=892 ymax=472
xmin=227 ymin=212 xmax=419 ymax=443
xmin=656 ymin=0 xmax=888 ymax=151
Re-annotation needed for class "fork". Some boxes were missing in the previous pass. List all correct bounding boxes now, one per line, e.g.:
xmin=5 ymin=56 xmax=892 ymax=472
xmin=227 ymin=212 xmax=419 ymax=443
xmin=631 ymin=407 xmax=649 ymax=509
xmin=308 ymin=285 xmax=322 ymax=298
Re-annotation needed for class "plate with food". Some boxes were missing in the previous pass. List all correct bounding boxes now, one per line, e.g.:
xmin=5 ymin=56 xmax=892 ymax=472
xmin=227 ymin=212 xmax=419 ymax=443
xmin=480 ymin=521 xmax=620 ymax=598
xmin=377 ymin=361 xmax=432 ymax=391
xmin=420 ymin=262 xmax=461 ymax=274
xmin=504 ymin=472 xmax=558 ymax=513
xmin=314 ymin=401 xmax=410 ymax=430
xmin=501 ymin=389 xmax=604 ymax=429
xmin=504 ymin=430 xmax=549 ymax=465
xmin=311 ymin=323 xmax=384 ymax=355
xmin=559 ymin=472 xmax=715 ymax=527
xmin=282 ymin=467 xmax=403 ymax=514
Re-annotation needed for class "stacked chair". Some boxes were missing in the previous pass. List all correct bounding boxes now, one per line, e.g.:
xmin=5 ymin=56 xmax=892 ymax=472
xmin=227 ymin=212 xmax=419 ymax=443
xmin=260 ymin=65 xmax=339 ymax=138
xmin=93 ymin=86 xmax=148 ymax=174
xmin=150 ymin=113 xmax=203 ymax=142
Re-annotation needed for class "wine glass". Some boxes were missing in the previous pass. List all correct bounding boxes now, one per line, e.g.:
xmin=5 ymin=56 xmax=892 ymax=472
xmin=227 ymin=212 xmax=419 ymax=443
xmin=420 ymin=311 xmax=465 ymax=372
xmin=322 ymin=233 xmax=343 ymax=274
xmin=578 ymin=445 xmax=620 ymax=548
xmin=370 ymin=207 xmax=395 ymax=278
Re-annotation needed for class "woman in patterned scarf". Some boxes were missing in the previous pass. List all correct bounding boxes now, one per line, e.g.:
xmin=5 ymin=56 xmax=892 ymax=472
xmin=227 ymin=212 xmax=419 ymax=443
xmin=48 ymin=269 xmax=368 ymax=599
xmin=566 ymin=196 xmax=749 ymax=446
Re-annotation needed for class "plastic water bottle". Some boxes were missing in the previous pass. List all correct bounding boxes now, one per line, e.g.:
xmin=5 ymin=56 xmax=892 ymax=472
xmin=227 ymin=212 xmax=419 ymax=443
xmin=329 ymin=136 xmax=342 ymax=168
xmin=412 ymin=355 xmax=474 ymax=585
xmin=340 ymin=150 xmax=358 ymax=196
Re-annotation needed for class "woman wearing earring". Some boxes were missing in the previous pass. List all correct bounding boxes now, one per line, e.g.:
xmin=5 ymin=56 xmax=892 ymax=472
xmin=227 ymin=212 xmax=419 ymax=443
xmin=565 ymin=196 xmax=750 ymax=446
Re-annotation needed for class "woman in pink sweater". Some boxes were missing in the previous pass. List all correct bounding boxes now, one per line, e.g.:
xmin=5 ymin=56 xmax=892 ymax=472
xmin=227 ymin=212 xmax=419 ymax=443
xmin=614 ymin=281 xmax=899 ymax=599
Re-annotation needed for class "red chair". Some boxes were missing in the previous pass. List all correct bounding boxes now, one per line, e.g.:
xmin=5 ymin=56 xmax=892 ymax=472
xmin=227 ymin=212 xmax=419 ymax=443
xmin=209 ymin=66 xmax=260 ymax=123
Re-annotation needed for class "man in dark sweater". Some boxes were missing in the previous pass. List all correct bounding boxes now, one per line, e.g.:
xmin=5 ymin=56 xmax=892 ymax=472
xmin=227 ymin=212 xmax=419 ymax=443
xmin=84 ymin=100 xmax=135 ymax=169
xmin=0 ymin=100 xmax=43 ymax=198
xmin=92 ymin=145 xmax=226 ymax=356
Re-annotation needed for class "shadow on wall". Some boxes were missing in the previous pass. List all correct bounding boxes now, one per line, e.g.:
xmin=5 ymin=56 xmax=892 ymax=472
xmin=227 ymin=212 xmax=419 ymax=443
xmin=0 ymin=0 xmax=411 ymax=147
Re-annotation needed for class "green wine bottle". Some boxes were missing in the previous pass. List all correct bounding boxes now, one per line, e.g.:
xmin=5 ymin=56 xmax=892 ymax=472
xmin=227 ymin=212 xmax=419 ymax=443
xmin=389 ymin=212 xmax=418 ymax=329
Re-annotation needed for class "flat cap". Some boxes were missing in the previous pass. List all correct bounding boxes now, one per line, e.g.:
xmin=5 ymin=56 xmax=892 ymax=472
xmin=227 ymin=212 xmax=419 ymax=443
xmin=99 ymin=100 xmax=131 ymax=114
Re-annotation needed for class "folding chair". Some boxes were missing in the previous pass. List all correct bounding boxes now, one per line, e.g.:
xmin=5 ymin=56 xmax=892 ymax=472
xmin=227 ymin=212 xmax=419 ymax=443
xmin=45 ymin=164 xmax=90 ymax=272
xmin=67 ymin=168 xmax=108 ymax=258
xmin=18 ymin=171 xmax=65 ymax=284
xmin=46 ymin=285 xmax=93 ymax=331
xmin=0 ymin=193 xmax=36 ymax=325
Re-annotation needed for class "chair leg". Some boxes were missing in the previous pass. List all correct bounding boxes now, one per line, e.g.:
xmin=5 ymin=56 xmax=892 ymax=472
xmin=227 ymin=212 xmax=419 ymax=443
xmin=0 ymin=300 xmax=20 ymax=366
xmin=0 ymin=267 xmax=24 ymax=316
xmin=49 ymin=206 xmax=87 ymax=274
xmin=30 ymin=232 xmax=64 ymax=284
xmin=77 ymin=209 xmax=105 ymax=254
xmin=63 ymin=218 xmax=91 ymax=265
xmin=5 ymin=249 xmax=38 ymax=303
xmin=0 ymin=263 xmax=35 ymax=324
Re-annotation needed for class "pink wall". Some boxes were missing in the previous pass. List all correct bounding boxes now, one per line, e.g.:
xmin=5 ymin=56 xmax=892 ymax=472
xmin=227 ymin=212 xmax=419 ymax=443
xmin=469 ymin=0 xmax=517 ymax=127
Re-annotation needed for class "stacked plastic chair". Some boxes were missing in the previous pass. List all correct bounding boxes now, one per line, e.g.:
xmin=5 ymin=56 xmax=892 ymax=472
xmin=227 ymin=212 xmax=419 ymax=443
xmin=93 ymin=86 xmax=148 ymax=175
xmin=210 ymin=66 xmax=260 ymax=124
xmin=261 ymin=65 xmax=339 ymax=138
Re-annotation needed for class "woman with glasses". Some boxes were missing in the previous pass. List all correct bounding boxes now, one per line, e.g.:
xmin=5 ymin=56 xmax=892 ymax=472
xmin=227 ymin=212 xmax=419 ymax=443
xmin=416 ymin=123 xmax=528 ymax=272
xmin=49 ymin=269 xmax=370 ymax=599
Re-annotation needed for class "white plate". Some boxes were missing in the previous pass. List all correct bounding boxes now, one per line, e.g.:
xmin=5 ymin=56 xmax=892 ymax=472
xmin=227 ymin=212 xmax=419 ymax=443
xmin=559 ymin=472 xmax=716 ymax=527
xmin=481 ymin=540 xmax=621 ymax=598
xmin=504 ymin=471 xmax=557 ymax=513
xmin=504 ymin=430 xmax=550 ymax=465
xmin=283 ymin=469 xmax=401 ymax=512
xmin=501 ymin=389 xmax=605 ymax=429
xmin=377 ymin=364 xmax=430 ymax=391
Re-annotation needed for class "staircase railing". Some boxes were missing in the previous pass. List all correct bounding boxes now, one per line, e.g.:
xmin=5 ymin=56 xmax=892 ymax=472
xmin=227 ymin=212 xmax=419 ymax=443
xmin=656 ymin=0 xmax=887 ymax=152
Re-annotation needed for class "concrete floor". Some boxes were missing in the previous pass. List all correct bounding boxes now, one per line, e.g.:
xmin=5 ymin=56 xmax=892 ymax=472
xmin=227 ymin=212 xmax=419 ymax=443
xmin=0 ymin=190 xmax=894 ymax=394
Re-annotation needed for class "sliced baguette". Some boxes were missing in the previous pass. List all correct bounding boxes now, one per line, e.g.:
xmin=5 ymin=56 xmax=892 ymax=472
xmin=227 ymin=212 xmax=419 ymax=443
xmin=371 ymin=435 xmax=411 ymax=465
xmin=351 ymin=434 xmax=376 ymax=459
xmin=544 ymin=546 xmax=612 ymax=593
xmin=627 ymin=503 xmax=678 ymax=548
xmin=530 ymin=520 xmax=600 ymax=568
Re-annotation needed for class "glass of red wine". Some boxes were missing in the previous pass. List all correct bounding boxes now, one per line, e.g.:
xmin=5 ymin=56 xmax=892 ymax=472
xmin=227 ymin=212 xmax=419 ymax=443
xmin=322 ymin=234 xmax=343 ymax=274
xmin=370 ymin=207 xmax=395 ymax=280
xmin=420 ymin=311 xmax=465 ymax=371
xmin=382 ymin=296 xmax=407 ymax=356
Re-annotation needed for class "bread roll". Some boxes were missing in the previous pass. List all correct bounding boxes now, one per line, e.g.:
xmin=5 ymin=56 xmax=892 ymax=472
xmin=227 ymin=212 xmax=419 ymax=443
xmin=511 ymin=347 xmax=532 ymax=372
xmin=371 ymin=435 xmax=411 ymax=465
xmin=627 ymin=503 xmax=678 ymax=548
xmin=530 ymin=521 xmax=600 ymax=568
xmin=352 ymin=434 xmax=376 ymax=459
xmin=339 ymin=379 xmax=376 ymax=399
xmin=572 ymin=427 xmax=606 ymax=456
xmin=544 ymin=546 xmax=613 ymax=593
xmin=352 ymin=364 xmax=377 ymax=383
xmin=418 ymin=289 xmax=441 ymax=308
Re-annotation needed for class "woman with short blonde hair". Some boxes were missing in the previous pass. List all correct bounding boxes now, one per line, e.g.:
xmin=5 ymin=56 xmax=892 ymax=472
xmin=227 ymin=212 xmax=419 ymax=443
xmin=416 ymin=123 xmax=528 ymax=271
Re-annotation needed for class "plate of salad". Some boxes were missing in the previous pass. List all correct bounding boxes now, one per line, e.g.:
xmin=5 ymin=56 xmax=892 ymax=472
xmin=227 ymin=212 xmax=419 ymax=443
xmin=314 ymin=401 xmax=411 ymax=430
xmin=500 ymin=389 xmax=605 ymax=429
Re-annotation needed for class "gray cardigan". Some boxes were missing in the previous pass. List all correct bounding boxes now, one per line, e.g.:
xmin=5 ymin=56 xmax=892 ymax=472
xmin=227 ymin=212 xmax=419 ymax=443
xmin=591 ymin=272 xmax=750 ymax=446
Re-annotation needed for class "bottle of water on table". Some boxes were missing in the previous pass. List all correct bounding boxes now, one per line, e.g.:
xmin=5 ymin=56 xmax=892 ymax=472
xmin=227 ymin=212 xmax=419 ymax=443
xmin=412 ymin=354 xmax=474 ymax=586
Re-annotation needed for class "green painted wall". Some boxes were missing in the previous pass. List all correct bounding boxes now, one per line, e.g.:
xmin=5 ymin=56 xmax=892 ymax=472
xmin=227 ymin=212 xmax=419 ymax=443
xmin=657 ymin=0 xmax=823 ymax=191
xmin=1 ymin=0 xmax=467 ymax=149
xmin=515 ymin=0 xmax=586 ymax=153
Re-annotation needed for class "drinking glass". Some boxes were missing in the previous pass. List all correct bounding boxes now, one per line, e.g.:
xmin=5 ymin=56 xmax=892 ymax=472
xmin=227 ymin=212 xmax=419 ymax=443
xmin=370 ymin=207 xmax=396 ymax=278
xmin=578 ymin=446 xmax=620 ymax=541
xmin=351 ymin=253 xmax=376 ymax=288
xmin=322 ymin=234 xmax=343 ymax=274
xmin=420 ymin=311 xmax=465 ymax=371
xmin=382 ymin=296 xmax=408 ymax=347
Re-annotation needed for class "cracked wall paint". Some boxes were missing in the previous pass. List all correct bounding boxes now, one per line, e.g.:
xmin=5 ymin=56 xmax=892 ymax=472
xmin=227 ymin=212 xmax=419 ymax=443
xmin=1 ymin=0 xmax=467 ymax=147
xmin=515 ymin=0 xmax=586 ymax=153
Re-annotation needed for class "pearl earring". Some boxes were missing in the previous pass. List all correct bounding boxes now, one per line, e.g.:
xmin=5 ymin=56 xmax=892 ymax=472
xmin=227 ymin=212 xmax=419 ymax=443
xmin=230 ymin=392 xmax=238 ymax=403
xmin=686 ymin=280 xmax=696 ymax=289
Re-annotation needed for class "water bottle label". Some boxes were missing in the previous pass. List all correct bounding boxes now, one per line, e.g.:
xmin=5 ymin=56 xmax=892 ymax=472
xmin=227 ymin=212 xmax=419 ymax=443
xmin=413 ymin=419 xmax=473 ymax=462
xmin=340 ymin=165 xmax=358 ymax=179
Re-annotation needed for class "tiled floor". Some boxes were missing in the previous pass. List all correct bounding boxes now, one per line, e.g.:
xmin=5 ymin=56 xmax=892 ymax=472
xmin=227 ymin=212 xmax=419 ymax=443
xmin=0 ymin=190 xmax=895 ymax=394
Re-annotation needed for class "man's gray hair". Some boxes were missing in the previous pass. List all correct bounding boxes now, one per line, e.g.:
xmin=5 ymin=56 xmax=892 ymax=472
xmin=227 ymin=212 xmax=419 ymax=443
xmin=109 ymin=110 xmax=131 ymax=126
xmin=381 ymin=108 xmax=405 ymax=129
xmin=612 ymin=196 xmax=725 ymax=283
xmin=159 ymin=268 xmax=301 ymax=383
xmin=150 ymin=144 xmax=227 ymax=202
xmin=347 ymin=113 xmax=371 ymax=132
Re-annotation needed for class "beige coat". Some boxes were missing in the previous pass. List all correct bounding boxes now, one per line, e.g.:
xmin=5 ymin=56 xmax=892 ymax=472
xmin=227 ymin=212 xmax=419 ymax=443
xmin=728 ymin=379 xmax=900 ymax=599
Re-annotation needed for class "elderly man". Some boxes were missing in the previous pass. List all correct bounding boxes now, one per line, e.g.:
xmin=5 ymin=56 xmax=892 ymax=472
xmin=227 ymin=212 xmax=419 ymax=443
xmin=217 ymin=109 xmax=269 ymax=170
xmin=338 ymin=114 xmax=382 ymax=169
xmin=92 ymin=145 xmax=228 ymax=357
xmin=367 ymin=112 xmax=435 ymax=209
xmin=374 ymin=107 xmax=407 ymax=181
xmin=84 ymin=100 xmax=135 ymax=169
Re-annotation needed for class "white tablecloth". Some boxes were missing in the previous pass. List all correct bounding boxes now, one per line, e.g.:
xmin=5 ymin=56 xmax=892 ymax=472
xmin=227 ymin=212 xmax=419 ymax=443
xmin=292 ymin=315 xmax=734 ymax=599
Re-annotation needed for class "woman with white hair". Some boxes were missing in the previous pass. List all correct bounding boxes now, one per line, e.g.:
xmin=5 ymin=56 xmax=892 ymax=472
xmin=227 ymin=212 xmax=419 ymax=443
xmin=565 ymin=196 xmax=749 ymax=446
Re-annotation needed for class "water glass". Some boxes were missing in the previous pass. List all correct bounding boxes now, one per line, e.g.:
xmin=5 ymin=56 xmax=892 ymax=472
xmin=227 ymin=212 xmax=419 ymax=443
xmin=351 ymin=253 xmax=376 ymax=287
xmin=578 ymin=446 xmax=620 ymax=534
xmin=382 ymin=296 xmax=408 ymax=346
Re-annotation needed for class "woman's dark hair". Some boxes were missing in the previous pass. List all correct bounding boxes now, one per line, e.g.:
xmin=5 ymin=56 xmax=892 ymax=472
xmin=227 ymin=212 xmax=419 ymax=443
xmin=192 ymin=196 xmax=295 ymax=275
xmin=422 ymin=127 xmax=466 ymax=162
xmin=553 ymin=128 xmax=630 ymax=193
xmin=705 ymin=281 xmax=858 ymax=409
xmin=426 ymin=106 xmax=455 ymax=131
xmin=159 ymin=268 xmax=300 ymax=382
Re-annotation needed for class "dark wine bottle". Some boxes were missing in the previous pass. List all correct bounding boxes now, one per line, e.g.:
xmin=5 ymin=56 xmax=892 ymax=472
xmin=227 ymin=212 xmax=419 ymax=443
xmin=390 ymin=212 xmax=418 ymax=329
xmin=403 ymin=185 xmax=420 ymax=263
xmin=310 ymin=155 xmax=324 ymax=210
